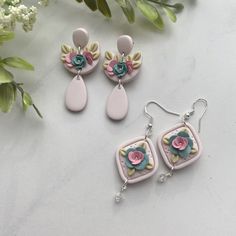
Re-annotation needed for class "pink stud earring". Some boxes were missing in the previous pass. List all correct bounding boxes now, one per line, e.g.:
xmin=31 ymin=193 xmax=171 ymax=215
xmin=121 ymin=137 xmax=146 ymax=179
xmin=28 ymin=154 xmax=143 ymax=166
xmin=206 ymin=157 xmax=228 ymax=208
xmin=103 ymin=35 xmax=142 ymax=120
xmin=61 ymin=28 xmax=100 ymax=112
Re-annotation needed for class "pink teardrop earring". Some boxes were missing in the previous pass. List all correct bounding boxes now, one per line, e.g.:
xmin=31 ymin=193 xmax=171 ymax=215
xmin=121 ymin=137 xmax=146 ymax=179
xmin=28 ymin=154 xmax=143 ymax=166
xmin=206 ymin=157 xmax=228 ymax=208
xmin=103 ymin=35 xmax=142 ymax=120
xmin=60 ymin=28 xmax=100 ymax=112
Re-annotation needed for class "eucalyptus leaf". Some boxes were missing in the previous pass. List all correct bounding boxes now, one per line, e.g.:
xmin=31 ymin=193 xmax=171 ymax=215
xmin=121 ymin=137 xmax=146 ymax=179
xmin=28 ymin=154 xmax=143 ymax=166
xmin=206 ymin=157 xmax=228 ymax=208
xmin=75 ymin=0 xmax=83 ymax=2
xmin=3 ymin=57 xmax=34 ymax=71
xmin=116 ymin=0 xmax=135 ymax=23
xmin=0 ymin=66 xmax=13 ymax=83
xmin=84 ymin=0 xmax=97 ymax=11
xmin=0 ymin=83 xmax=15 ymax=112
xmin=136 ymin=0 xmax=164 ymax=30
xmin=163 ymin=6 xmax=177 ymax=22
xmin=97 ymin=0 xmax=111 ymax=17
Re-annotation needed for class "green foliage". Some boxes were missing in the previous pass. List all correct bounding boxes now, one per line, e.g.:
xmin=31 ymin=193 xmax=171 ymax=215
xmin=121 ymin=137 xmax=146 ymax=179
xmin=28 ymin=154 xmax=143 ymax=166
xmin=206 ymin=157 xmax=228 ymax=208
xmin=75 ymin=0 xmax=184 ymax=30
xmin=0 ymin=30 xmax=42 ymax=118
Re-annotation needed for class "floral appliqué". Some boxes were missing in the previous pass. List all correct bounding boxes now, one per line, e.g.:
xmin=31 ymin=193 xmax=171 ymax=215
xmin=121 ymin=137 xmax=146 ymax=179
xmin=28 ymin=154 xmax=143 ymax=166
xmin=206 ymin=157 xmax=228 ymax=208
xmin=163 ymin=129 xmax=198 ymax=164
xmin=119 ymin=143 xmax=153 ymax=176
xmin=61 ymin=43 xmax=100 ymax=71
xmin=103 ymin=51 xmax=142 ymax=79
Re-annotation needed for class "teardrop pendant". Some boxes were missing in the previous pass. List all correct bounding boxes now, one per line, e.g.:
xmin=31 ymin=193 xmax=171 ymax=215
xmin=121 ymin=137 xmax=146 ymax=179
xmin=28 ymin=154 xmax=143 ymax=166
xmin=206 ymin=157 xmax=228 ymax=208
xmin=106 ymin=84 xmax=128 ymax=120
xmin=65 ymin=75 xmax=87 ymax=112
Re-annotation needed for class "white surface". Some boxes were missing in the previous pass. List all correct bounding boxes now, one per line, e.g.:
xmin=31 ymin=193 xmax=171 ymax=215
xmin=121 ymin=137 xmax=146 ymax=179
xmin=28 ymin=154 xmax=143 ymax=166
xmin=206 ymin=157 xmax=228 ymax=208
xmin=0 ymin=0 xmax=236 ymax=235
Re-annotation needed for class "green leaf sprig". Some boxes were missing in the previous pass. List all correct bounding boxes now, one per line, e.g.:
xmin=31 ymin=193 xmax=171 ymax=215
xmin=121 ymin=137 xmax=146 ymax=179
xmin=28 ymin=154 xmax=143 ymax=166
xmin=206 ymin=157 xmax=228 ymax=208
xmin=75 ymin=0 xmax=184 ymax=30
xmin=0 ymin=30 xmax=42 ymax=118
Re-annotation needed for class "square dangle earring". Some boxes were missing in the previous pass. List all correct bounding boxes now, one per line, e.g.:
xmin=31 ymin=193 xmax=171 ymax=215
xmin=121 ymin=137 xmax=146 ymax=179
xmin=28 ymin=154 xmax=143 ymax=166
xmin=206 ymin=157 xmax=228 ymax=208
xmin=114 ymin=110 xmax=159 ymax=203
xmin=144 ymin=99 xmax=208 ymax=183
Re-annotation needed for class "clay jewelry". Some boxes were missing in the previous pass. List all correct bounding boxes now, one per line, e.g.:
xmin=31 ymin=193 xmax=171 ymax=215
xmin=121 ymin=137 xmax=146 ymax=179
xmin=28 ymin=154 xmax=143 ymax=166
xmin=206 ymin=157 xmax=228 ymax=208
xmin=144 ymin=99 xmax=208 ymax=183
xmin=103 ymin=35 xmax=142 ymax=120
xmin=114 ymin=108 xmax=159 ymax=203
xmin=60 ymin=28 xmax=100 ymax=112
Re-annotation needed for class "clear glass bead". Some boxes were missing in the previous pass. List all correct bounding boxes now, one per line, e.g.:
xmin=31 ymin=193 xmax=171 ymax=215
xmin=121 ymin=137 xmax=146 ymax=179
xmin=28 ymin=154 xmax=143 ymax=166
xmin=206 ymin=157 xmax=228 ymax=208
xmin=158 ymin=174 xmax=167 ymax=183
xmin=115 ymin=192 xmax=122 ymax=203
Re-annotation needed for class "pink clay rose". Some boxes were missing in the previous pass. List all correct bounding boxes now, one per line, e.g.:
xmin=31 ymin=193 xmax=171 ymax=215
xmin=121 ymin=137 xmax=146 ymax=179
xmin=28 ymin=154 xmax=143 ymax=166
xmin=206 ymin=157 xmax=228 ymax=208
xmin=128 ymin=151 xmax=145 ymax=165
xmin=172 ymin=136 xmax=188 ymax=150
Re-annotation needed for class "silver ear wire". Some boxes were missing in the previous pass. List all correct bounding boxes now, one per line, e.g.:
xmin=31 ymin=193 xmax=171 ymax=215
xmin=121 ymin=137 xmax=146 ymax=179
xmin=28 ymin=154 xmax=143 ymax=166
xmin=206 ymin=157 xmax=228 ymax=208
xmin=144 ymin=101 xmax=180 ymax=139
xmin=144 ymin=100 xmax=180 ymax=122
xmin=191 ymin=98 xmax=208 ymax=133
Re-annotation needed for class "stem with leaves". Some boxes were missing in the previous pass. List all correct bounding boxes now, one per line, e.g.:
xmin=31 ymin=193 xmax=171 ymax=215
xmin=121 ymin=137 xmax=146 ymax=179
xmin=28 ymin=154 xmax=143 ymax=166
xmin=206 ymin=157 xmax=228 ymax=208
xmin=75 ymin=0 xmax=184 ymax=30
xmin=0 ymin=30 xmax=42 ymax=118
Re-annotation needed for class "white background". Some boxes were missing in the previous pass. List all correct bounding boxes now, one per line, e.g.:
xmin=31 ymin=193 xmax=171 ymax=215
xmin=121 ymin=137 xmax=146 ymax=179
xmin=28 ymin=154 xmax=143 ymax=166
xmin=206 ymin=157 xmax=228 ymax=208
xmin=0 ymin=0 xmax=236 ymax=235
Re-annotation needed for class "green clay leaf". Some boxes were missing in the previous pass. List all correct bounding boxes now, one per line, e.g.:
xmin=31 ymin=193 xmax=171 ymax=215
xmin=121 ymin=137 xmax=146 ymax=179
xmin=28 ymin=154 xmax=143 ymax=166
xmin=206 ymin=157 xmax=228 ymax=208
xmin=136 ymin=146 xmax=146 ymax=154
xmin=163 ymin=6 xmax=177 ymax=23
xmin=187 ymin=137 xmax=193 ymax=148
xmin=178 ymin=131 xmax=189 ymax=138
xmin=120 ymin=149 xmax=127 ymax=157
xmin=116 ymin=0 xmax=135 ymax=23
xmin=146 ymin=164 xmax=154 ymax=170
xmin=179 ymin=145 xmax=191 ymax=158
xmin=97 ymin=0 xmax=111 ymax=18
xmin=171 ymin=155 xmax=179 ymax=163
xmin=84 ymin=0 xmax=97 ymax=11
xmin=127 ymin=168 xmax=135 ymax=176
xmin=0 ymin=66 xmax=13 ymax=83
xmin=3 ymin=57 xmax=34 ymax=71
xmin=0 ymin=83 xmax=15 ymax=112
xmin=163 ymin=137 xmax=169 ymax=145
xmin=136 ymin=0 xmax=164 ymax=30
xmin=169 ymin=146 xmax=178 ymax=155
xmin=191 ymin=148 xmax=198 ymax=154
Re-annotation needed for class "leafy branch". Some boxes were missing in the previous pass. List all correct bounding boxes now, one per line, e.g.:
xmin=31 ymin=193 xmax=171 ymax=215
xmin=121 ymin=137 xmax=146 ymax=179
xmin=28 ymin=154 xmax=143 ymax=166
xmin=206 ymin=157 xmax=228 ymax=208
xmin=75 ymin=0 xmax=184 ymax=30
xmin=0 ymin=30 xmax=42 ymax=118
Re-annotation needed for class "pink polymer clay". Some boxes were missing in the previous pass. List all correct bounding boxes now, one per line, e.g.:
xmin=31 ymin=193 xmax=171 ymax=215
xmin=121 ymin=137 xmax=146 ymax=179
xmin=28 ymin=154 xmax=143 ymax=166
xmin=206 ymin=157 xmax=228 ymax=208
xmin=116 ymin=136 xmax=159 ymax=184
xmin=106 ymin=84 xmax=128 ymax=120
xmin=157 ymin=122 xmax=203 ymax=170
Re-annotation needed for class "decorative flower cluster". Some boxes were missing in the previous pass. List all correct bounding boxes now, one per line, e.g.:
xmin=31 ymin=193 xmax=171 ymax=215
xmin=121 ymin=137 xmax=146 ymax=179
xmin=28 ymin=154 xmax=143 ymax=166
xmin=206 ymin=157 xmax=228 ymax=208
xmin=61 ymin=42 xmax=100 ymax=72
xmin=65 ymin=51 xmax=94 ymax=70
xmin=107 ymin=60 xmax=133 ymax=78
xmin=120 ymin=144 xmax=153 ymax=176
xmin=163 ymin=130 xmax=197 ymax=163
xmin=0 ymin=0 xmax=49 ymax=32
xmin=104 ymin=51 xmax=142 ymax=79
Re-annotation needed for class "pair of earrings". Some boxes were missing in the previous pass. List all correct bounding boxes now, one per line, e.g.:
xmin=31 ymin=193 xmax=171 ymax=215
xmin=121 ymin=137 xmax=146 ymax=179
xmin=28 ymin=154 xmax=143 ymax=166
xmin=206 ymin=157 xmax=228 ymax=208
xmin=115 ymin=98 xmax=208 ymax=202
xmin=60 ymin=28 xmax=142 ymax=120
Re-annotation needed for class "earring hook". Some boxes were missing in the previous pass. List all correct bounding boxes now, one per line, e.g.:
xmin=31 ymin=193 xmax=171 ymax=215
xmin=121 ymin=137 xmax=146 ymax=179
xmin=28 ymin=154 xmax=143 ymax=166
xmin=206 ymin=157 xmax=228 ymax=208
xmin=144 ymin=100 xmax=180 ymax=124
xmin=191 ymin=98 xmax=208 ymax=133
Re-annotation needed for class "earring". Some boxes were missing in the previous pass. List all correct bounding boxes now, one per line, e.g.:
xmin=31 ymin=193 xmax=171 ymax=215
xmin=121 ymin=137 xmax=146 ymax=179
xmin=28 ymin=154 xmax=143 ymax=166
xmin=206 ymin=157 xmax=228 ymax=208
xmin=103 ymin=35 xmax=142 ymax=120
xmin=114 ymin=107 xmax=158 ymax=203
xmin=144 ymin=98 xmax=208 ymax=183
xmin=61 ymin=28 xmax=100 ymax=112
